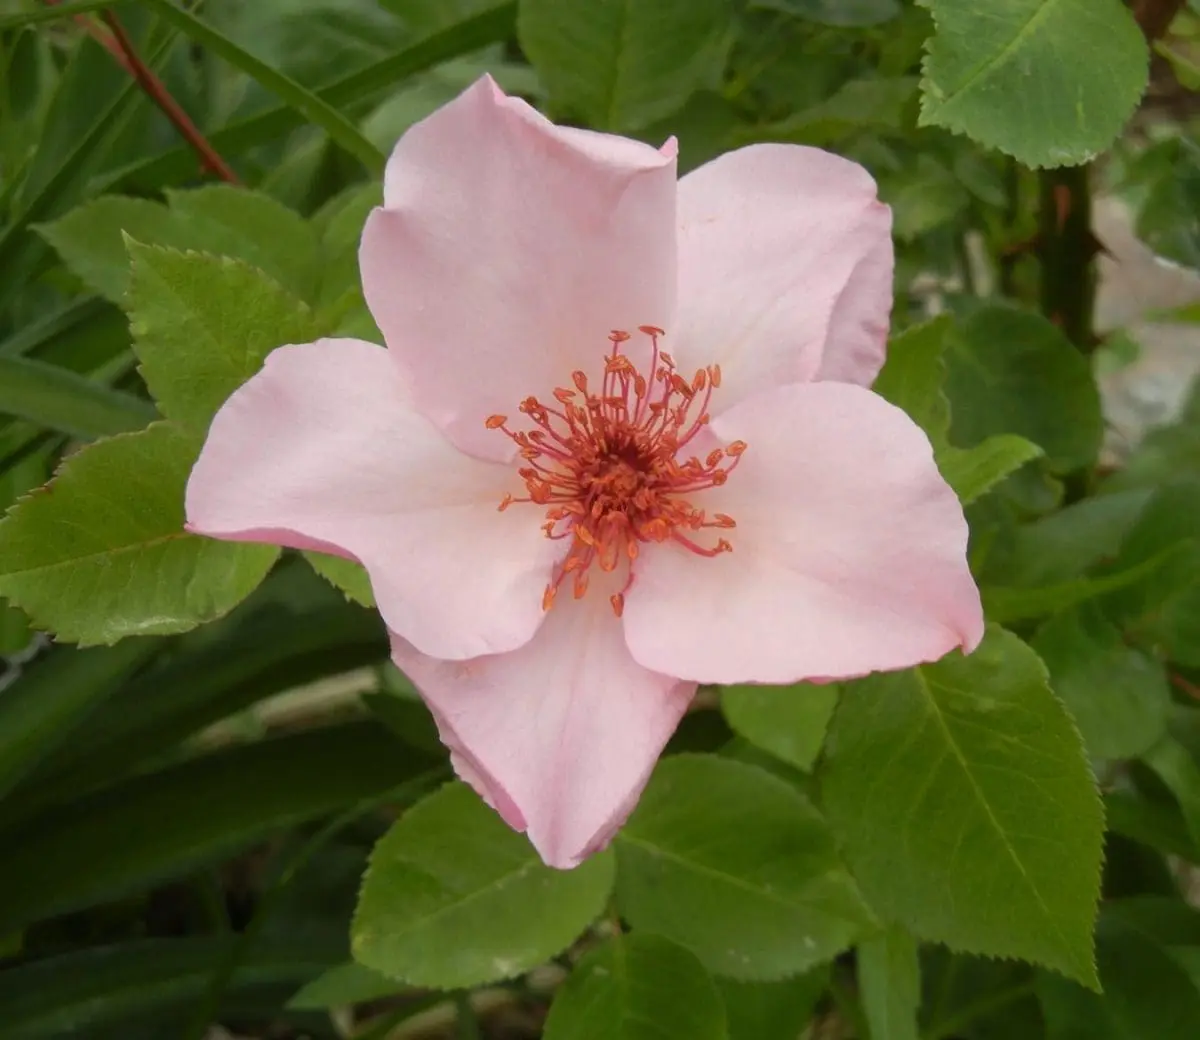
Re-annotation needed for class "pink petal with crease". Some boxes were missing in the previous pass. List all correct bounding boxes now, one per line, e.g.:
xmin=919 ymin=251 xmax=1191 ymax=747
xmin=623 ymin=382 xmax=983 ymax=684
xmin=360 ymin=75 xmax=678 ymax=460
xmin=185 ymin=338 xmax=558 ymax=661
xmin=389 ymin=582 xmax=696 ymax=869
xmin=672 ymin=143 xmax=893 ymax=410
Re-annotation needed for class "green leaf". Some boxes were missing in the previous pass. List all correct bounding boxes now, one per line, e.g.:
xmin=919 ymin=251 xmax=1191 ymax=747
xmin=544 ymin=933 xmax=727 ymax=1040
xmin=858 ymin=926 xmax=920 ymax=1040
xmin=163 ymin=185 xmax=322 ymax=303
xmin=1104 ymin=789 xmax=1198 ymax=862
xmin=882 ymin=154 xmax=970 ymax=240
xmin=916 ymin=0 xmax=1148 ymax=168
xmin=615 ymin=754 xmax=876 ymax=981
xmin=136 ymin=0 xmax=385 ymax=173
xmin=352 ymin=782 xmax=615 ymax=989
xmin=35 ymin=196 xmax=194 ymax=303
xmin=873 ymin=317 xmax=1040 ymax=502
xmin=314 ymin=180 xmax=383 ymax=309
xmin=717 ymin=971 xmax=827 ymax=1040
xmin=0 ymin=720 xmax=437 ymax=933
xmin=0 ymin=355 xmax=156 ymax=439
xmin=720 ymin=682 xmax=838 ymax=772
xmin=1140 ymin=737 xmax=1200 ymax=859
xmin=126 ymin=242 xmax=323 ymax=431
xmin=750 ymin=0 xmax=900 ymax=27
xmin=0 ymin=936 xmax=344 ymax=1040
xmin=0 ymin=641 xmax=158 ymax=802
xmin=943 ymin=305 xmax=1103 ymax=472
xmin=1132 ymin=136 xmax=1200 ymax=273
xmin=40 ymin=189 xmax=322 ymax=306
xmin=982 ymin=547 xmax=1181 ymax=624
xmin=1103 ymin=482 xmax=1200 ymax=665
xmin=1107 ymin=422 xmax=1200 ymax=492
xmin=519 ymin=0 xmax=733 ymax=130
xmin=939 ymin=436 xmax=1044 ymax=506
xmin=305 ymin=551 xmax=376 ymax=608
xmin=873 ymin=317 xmax=952 ymax=442
xmin=819 ymin=627 xmax=1103 ymax=987
xmin=998 ymin=490 xmax=1151 ymax=587
xmin=287 ymin=961 xmax=403 ymax=1010
xmin=756 ymin=77 xmax=918 ymax=147
xmin=0 ymin=423 xmax=278 ymax=645
xmin=1038 ymin=909 xmax=1200 ymax=1039
xmin=1032 ymin=607 xmax=1169 ymax=761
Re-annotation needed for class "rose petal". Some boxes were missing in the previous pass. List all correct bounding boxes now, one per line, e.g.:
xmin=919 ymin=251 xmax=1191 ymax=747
xmin=186 ymin=338 xmax=558 ymax=660
xmin=389 ymin=582 xmax=696 ymax=869
xmin=623 ymin=382 xmax=983 ymax=684
xmin=360 ymin=75 xmax=678 ymax=460
xmin=672 ymin=143 xmax=893 ymax=409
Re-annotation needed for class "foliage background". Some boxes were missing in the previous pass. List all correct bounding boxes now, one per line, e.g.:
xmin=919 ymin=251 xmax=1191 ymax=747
xmin=1 ymin=0 xmax=1200 ymax=1037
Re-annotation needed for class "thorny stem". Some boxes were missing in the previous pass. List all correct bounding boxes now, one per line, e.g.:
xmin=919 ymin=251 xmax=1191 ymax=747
xmin=997 ymin=157 xmax=1022 ymax=297
xmin=42 ymin=0 xmax=239 ymax=184
xmin=1132 ymin=0 xmax=1187 ymax=42
xmin=1037 ymin=164 xmax=1097 ymax=354
xmin=1035 ymin=0 xmax=1186 ymax=352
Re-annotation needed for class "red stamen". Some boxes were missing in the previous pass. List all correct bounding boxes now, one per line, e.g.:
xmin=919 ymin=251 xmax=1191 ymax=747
xmin=486 ymin=328 xmax=745 ymax=615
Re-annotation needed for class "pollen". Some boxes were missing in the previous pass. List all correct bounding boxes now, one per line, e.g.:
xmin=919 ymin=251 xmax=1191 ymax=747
xmin=486 ymin=327 xmax=745 ymax=615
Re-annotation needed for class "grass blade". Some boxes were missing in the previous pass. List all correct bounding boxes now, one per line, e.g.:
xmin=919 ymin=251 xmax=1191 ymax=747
xmin=105 ymin=2 xmax=517 ymax=192
xmin=0 ymin=355 xmax=156 ymax=439
xmin=0 ymin=720 xmax=442 ymax=932
xmin=0 ymin=641 xmax=159 ymax=802
xmin=0 ymin=27 xmax=178 ymax=314
xmin=0 ymin=0 xmax=113 ymax=30
xmin=136 ymin=0 xmax=384 ymax=173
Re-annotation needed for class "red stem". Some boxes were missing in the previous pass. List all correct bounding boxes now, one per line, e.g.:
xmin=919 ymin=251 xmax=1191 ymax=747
xmin=42 ymin=0 xmax=239 ymax=184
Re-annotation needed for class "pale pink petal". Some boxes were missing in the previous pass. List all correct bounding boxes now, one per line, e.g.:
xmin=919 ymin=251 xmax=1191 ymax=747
xmin=185 ymin=338 xmax=559 ymax=660
xmin=389 ymin=583 xmax=697 ymax=869
xmin=623 ymin=382 xmax=983 ymax=684
xmin=360 ymin=75 xmax=678 ymax=460
xmin=672 ymin=144 xmax=893 ymax=410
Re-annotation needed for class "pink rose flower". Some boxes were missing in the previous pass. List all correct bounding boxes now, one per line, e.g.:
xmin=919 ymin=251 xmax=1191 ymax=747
xmin=186 ymin=76 xmax=984 ymax=868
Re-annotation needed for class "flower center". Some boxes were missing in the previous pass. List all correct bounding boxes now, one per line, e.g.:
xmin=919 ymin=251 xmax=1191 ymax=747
xmin=486 ymin=326 xmax=746 ymax=617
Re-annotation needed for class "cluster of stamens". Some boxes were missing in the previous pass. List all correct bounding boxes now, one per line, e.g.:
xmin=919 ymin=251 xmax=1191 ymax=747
xmin=486 ymin=326 xmax=746 ymax=617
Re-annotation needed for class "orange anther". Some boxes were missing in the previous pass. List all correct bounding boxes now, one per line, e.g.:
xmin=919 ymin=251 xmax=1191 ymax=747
xmin=486 ymin=325 xmax=744 ymax=612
